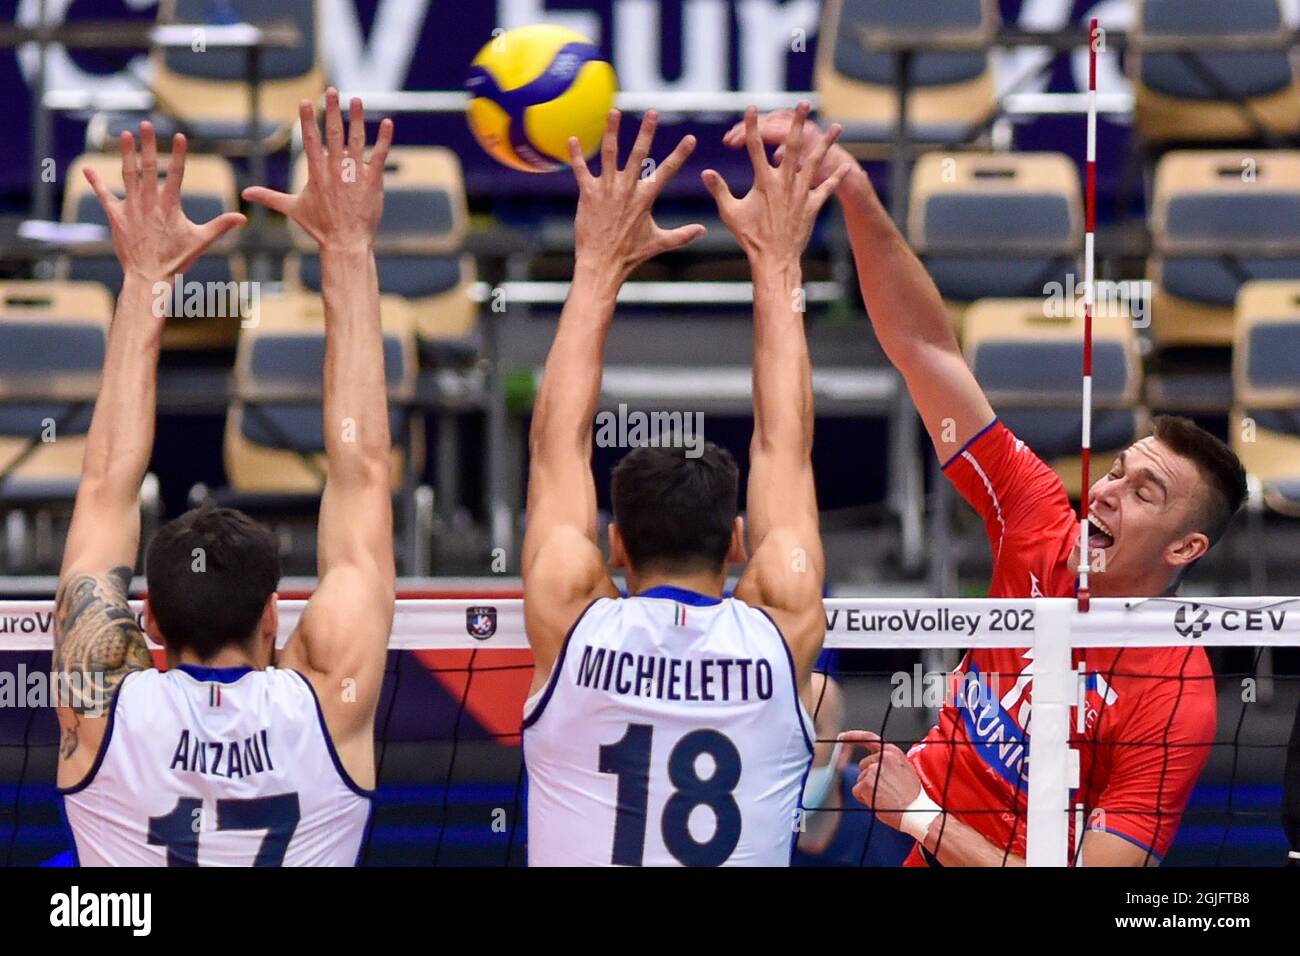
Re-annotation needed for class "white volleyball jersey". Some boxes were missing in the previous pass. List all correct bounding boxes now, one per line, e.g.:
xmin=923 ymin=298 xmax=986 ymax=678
xmin=62 ymin=665 xmax=372 ymax=867
xmin=523 ymin=586 xmax=814 ymax=867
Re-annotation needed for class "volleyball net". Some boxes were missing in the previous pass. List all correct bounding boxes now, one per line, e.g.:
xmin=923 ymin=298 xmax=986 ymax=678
xmin=2 ymin=596 xmax=1298 ymax=866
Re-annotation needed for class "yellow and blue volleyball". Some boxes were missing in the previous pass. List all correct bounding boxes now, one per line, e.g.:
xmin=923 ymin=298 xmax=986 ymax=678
xmin=465 ymin=25 xmax=618 ymax=173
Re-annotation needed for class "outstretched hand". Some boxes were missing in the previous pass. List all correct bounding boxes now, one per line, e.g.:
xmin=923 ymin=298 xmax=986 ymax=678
xmin=704 ymin=102 xmax=851 ymax=264
xmin=721 ymin=108 xmax=860 ymax=191
xmin=570 ymin=109 xmax=705 ymax=284
xmin=243 ymin=88 xmax=394 ymax=252
xmin=83 ymin=123 xmax=246 ymax=284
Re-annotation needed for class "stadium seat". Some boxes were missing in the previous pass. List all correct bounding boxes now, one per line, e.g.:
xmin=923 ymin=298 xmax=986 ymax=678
xmin=223 ymin=293 xmax=420 ymax=494
xmin=909 ymin=152 xmax=1082 ymax=329
xmin=1233 ymin=281 xmax=1300 ymax=519
xmin=90 ymin=0 xmax=324 ymax=156
xmin=0 ymin=281 xmax=110 ymax=501
xmin=963 ymin=298 xmax=1144 ymax=498
xmin=202 ymin=291 xmax=431 ymax=573
xmin=0 ymin=282 xmax=159 ymax=570
xmin=60 ymin=151 xmax=246 ymax=351
xmin=1146 ymin=150 xmax=1300 ymax=410
xmin=814 ymin=0 xmax=998 ymax=156
xmin=1131 ymin=0 xmax=1300 ymax=144
xmin=284 ymin=146 xmax=479 ymax=360
xmin=1150 ymin=150 xmax=1300 ymax=349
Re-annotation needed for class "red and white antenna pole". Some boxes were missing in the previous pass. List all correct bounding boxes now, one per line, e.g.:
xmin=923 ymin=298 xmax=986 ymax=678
xmin=1077 ymin=17 xmax=1099 ymax=613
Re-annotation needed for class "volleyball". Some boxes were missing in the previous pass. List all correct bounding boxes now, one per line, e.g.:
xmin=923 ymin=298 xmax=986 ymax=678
xmin=465 ymin=24 xmax=618 ymax=173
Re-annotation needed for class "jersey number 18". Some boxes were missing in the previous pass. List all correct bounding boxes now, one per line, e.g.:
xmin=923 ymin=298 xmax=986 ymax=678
xmin=599 ymin=724 xmax=742 ymax=866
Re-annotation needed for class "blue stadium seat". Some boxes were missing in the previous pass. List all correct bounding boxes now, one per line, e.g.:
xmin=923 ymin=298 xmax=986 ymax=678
xmin=963 ymin=298 xmax=1143 ymax=497
xmin=814 ymin=0 xmax=998 ymax=154
xmin=1132 ymin=0 xmax=1300 ymax=143
xmin=1150 ymin=152 xmax=1300 ymax=334
xmin=222 ymin=293 xmax=420 ymax=495
xmin=196 ymin=293 xmax=431 ymax=573
xmin=285 ymin=147 xmax=479 ymax=361
xmin=91 ymin=0 xmax=324 ymax=156
xmin=0 ymin=282 xmax=121 ymax=571
xmin=909 ymin=153 xmax=1082 ymax=328
xmin=1233 ymin=281 xmax=1300 ymax=519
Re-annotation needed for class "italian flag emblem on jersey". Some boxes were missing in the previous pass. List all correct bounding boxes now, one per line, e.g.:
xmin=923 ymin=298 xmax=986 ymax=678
xmin=674 ymin=604 xmax=687 ymax=627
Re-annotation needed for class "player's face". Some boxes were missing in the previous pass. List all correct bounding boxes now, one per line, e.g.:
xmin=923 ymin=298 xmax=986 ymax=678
xmin=1082 ymin=437 xmax=1206 ymax=590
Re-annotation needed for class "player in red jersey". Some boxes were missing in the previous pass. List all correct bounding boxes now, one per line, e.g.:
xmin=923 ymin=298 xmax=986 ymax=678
xmin=725 ymin=113 xmax=1248 ymax=866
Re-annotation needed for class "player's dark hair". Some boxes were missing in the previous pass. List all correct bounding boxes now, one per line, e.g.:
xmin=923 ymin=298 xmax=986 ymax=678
xmin=145 ymin=505 xmax=281 ymax=659
xmin=611 ymin=442 xmax=740 ymax=574
xmin=1152 ymin=415 xmax=1247 ymax=547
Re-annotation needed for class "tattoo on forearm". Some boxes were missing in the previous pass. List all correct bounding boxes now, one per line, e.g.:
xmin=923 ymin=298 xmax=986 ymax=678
xmin=60 ymin=722 xmax=80 ymax=760
xmin=53 ymin=566 xmax=151 ymax=720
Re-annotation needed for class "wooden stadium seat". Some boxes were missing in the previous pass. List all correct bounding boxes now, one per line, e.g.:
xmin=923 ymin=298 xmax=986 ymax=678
xmin=1150 ymin=150 xmax=1300 ymax=350
xmin=909 ymin=152 xmax=1082 ymax=330
xmin=148 ymin=0 xmax=324 ymax=155
xmin=1233 ymin=280 xmax=1300 ymax=517
xmin=0 ymin=281 xmax=113 ymax=495
xmin=1131 ymin=0 xmax=1300 ymax=144
xmin=60 ymin=151 xmax=246 ymax=351
xmin=283 ymin=146 xmax=479 ymax=350
xmin=963 ymin=298 xmax=1144 ymax=498
xmin=814 ymin=0 xmax=998 ymax=157
xmin=225 ymin=293 xmax=420 ymax=495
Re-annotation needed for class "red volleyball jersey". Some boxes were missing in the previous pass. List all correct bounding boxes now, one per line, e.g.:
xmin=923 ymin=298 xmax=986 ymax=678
xmin=905 ymin=420 xmax=1216 ymax=864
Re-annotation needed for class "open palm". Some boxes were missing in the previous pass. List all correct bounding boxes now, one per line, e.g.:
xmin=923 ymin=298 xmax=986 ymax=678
xmin=242 ymin=88 xmax=393 ymax=251
xmin=702 ymin=103 xmax=849 ymax=264
xmin=570 ymin=109 xmax=705 ymax=282
xmin=83 ymin=124 xmax=246 ymax=283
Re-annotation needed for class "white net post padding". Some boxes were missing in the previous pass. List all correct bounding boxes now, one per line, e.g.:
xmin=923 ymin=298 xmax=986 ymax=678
xmin=1028 ymin=600 xmax=1074 ymax=866
xmin=4 ymin=595 xmax=1300 ymax=866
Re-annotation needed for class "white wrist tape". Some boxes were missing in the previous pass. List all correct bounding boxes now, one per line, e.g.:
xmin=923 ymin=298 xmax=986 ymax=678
xmin=900 ymin=789 xmax=942 ymax=842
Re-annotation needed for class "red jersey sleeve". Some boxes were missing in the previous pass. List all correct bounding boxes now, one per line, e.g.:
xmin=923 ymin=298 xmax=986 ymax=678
xmin=941 ymin=419 xmax=1074 ymax=562
xmin=1087 ymin=661 xmax=1217 ymax=861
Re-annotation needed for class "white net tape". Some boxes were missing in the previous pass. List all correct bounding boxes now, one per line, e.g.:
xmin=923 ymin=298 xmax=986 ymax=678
xmin=3 ymin=596 xmax=1300 ymax=650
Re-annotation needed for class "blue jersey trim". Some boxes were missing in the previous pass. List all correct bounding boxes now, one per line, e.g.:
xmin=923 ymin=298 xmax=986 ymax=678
xmin=353 ymin=800 xmax=376 ymax=867
xmin=759 ymin=604 xmax=816 ymax=867
xmin=521 ymin=734 xmax=532 ymax=867
xmin=288 ymin=669 xmax=377 ymax=800
xmin=57 ymin=669 xmax=133 ymax=796
xmin=1090 ymin=825 xmax=1164 ymax=863
xmin=753 ymin=607 xmax=816 ymax=758
xmin=56 ymin=795 xmax=81 ymax=866
xmin=939 ymin=417 xmax=1001 ymax=470
xmin=175 ymin=663 xmax=255 ymax=684
xmin=520 ymin=597 xmax=600 ymax=730
xmin=636 ymin=585 xmax=723 ymax=606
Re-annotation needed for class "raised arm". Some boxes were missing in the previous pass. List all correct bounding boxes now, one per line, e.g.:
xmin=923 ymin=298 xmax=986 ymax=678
xmin=243 ymin=91 xmax=395 ymax=765
xmin=522 ymin=111 xmax=703 ymax=683
xmin=724 ymin=112 xmax=994 ymax=463
xmin=55 ymin=124 xmax=245 ymax=785
xmin=707 ymin=104 xmax=850 ymax=679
